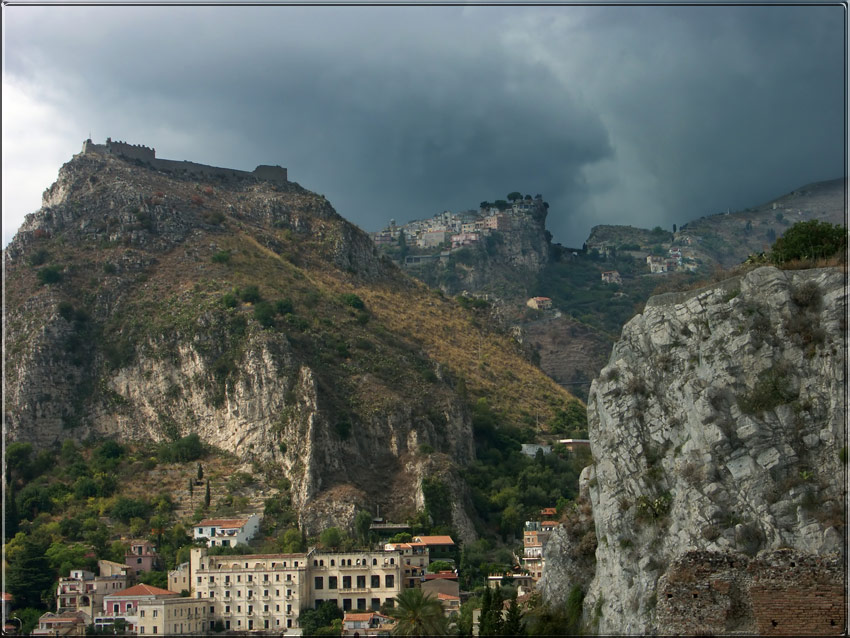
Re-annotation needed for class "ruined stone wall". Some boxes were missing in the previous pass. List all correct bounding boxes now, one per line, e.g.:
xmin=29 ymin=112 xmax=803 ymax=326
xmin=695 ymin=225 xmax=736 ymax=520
xmin=80 ymin=139 xmax=287 ymax=186
xmin=656 ymin=549 xmax=845 ymax=636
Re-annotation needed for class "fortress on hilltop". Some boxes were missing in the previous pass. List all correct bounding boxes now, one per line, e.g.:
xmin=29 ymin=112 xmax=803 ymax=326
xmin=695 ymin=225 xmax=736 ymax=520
xmin=81 ymin=138 xmax=287 ymax=185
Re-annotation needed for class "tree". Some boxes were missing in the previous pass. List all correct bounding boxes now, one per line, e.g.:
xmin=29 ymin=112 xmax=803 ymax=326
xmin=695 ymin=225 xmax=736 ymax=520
xmin=197 ymin=463 xmax=204 ymax=480
xmin=390 ymin=588 xmax=448 ymax=636
xmin=5 ymin=533 xmax=54 ymax=608
xmin=320 ymin=527 xmax=344 ymax=550
xmin=398 ymin=230 xmax=409 ymax=259
xmin=204 ymin=479 xmax=211 ymax=508
xmin=507 ymin=192 xmax=522 ymax=202
xmin=502 ymin=595 xmax=524 ymax=636
xmin=299 ymin=601 xmax=343 ymax=636
xmin=355 ymin=510 xmax=373 ymax=546
xmin=771 ymin=220 xmax=846 ymax=264
xmin=479 ymin=585 xmax=504 ymax=636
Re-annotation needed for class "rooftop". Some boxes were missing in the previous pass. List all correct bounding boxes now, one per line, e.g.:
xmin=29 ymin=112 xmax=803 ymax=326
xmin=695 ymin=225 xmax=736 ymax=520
xmin=107 ymin=584 xmax=177 ymax=598
xmin=197 ymin=517 xmax=250 ymax=529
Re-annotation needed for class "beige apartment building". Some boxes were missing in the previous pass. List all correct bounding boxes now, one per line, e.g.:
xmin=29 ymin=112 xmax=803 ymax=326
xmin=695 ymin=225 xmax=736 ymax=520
xmin=137 ymin=596 xmax=209 ymax=635
xmin=184 ymin=547 xmax=403 ymax=634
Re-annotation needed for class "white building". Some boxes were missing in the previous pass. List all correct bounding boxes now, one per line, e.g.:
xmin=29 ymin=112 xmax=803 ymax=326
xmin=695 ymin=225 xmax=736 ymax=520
xmin=194 ymin=515 xmax=261 ymax=548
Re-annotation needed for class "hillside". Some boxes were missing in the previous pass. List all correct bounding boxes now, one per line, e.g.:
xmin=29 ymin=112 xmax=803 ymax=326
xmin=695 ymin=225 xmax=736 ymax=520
xmin=540 ymin=265 xmax=846 ymax=634
xmin=587 ymin=177 xmax=845 ymax=270
xmin=4 ymin=143 xmax=577 ymax=537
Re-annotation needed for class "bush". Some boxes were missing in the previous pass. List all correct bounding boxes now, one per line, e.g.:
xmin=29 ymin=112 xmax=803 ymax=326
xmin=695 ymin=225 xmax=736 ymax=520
xmin=771 ymin=220 xmax=846 ymax=263
xmin=111 ymin=497 xmax=150 ymax=523
xmin=37 ymin=265 xmax=63 ymax=285
xmin=737 ymin=364 xmax=798 ymax=414
xmin=29 ymin=249 xmax=50 ymax=266
xmin=239 ymin=285 xmax=262 ymax=303
xmin=340 ymin=293 xmax=365 ymax=310
xmin=211 ymin=250 xmax=231 ymax=264
xmin=275 ymin=298 xmax=294 ymax=315
xmin=221 ymin=293 xmax=239 ymax=308
xmin=159 ymin=434 xmax=205 ymax=462
xmin=253 ymin=301 xmax=277 ymax=328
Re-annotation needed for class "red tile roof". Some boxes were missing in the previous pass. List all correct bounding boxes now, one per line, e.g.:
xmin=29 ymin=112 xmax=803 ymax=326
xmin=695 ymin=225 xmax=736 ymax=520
xmin=424 ymin=572 xmax=458 ymax=581
xmin=344 ymin=613 xmax=375 ymax=622
xmin=413 ymin=535 xmax=455 ymax=545
xmin=437 ymin=593 xmax=460 ymax=601
xmin=107 ymin=584 xmax=177 ymax=598
xmin=2 ymin=592 xmax=12 ymax=602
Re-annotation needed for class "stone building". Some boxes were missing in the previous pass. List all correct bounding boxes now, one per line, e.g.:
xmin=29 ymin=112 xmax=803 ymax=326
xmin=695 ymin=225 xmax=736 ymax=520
xmin=182 ymin=546 xmax=404 ymax=634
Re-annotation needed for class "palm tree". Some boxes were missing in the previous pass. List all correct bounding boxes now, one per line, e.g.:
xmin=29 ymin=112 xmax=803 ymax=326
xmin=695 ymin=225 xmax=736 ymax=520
xmin=390 ymin=588 xmax=448 ymax=636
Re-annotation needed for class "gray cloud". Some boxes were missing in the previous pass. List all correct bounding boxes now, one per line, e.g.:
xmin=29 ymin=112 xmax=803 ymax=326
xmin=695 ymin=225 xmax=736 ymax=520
xmin=3 ymin=5 xmax=843 ymax=247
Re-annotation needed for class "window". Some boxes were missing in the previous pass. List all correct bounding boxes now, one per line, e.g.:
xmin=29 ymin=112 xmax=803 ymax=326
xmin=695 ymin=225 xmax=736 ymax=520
xmin=248 ymin=620 xmax=253 ymax=630
xmin=330 ymin=559 xmax=335 ymax=566
xmin=197 ymin=577 xmax=202 ymax=584
xmin=264 ymin=620 xmax=269 ymax=629
xmin=385 ymin=575 xmax=394 ymax=588
xmin=153 ymin=610 xmax=158 ymax=618
xmin=140 ymin=611 xmax=145 ymax=618
xmin=153 ymin=628 xmax=158 ymax=635
xmin=276 ymin=605 xmax=280 ymax=612
xmin=225 ymin=576 xmax=230 ymax=583
xmin=372 ymin=558 xmax=377 ymax=566
xmin=225 ymin=621 xmax=230 ymax=630
xmin=209 ymin=576 xmax=215 ymax=583
xmin=371 ymin=598 xmax=380 ymax=610
xmin=286 ymin=604 xmax=292 ymax=614
xmin=264 ymin=589 xmax=269 ymax=597
xmin=371 ymin=575 xmax=380 ymax=588
xmin=140 ymin=628 xmax=145 ymax=634
xmin=342 ymin=576 xmax=351 ymax=589
xmin=137 ymin=558 xmax=142 ymax=564
xmin=343 ymin=599 xmax=352 ymax=611
xmin=328 ymin=576 xmax=337 ymax=589
xmin=357 ymin=575 xmax=366 ymax=588
xmin=225 ymin=606 xmax=230 ymax=613
xmin=225 ymin=591 xmax=230 ymax=598
xmin=315 ymin=599 xmax=323 ymax=608
xmin=357 ymin=598 xmax=366 ymax=610
xmin=314 ymin=577 xmax=323 ymax=590
xmin=248 ymin=605 xmax=253 ymax=614
xmin=287 ymin=619 xmax=292 ymax=628
xmin=275 ymin=575 xmax=280 ymax=582
xmin=264 ymin=605 xmax=269 ymax=613
xmin=247 ymin=575 xmax=253 ymax=583
xmin=113 ymin=604 xmax=119 ymax=613
xmin=237 ymin=575 xmax=241 ymax=583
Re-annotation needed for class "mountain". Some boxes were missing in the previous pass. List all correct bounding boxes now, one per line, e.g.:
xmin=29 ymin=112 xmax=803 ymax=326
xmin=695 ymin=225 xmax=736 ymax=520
xmin=540 ymin=264 xmax=846 ymax=634
xmin=4 ymin=141 xmax=576 ymax=537
xmin=587 ymin=177 xmax=845 ymax=270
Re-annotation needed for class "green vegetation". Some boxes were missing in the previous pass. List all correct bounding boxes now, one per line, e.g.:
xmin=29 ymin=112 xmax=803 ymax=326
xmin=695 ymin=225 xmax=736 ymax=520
xmin=37 ymin=264 xmax=64 ymax=285
xmin=737 ymin=364 xmax=798 ymax=415
xmin=298 ymin=601 xmax=343 ymax=636
xmin=770 ymin=220 xmax=846 ymax=264
xmin=390 ymin=587 xmax=448 ymax=636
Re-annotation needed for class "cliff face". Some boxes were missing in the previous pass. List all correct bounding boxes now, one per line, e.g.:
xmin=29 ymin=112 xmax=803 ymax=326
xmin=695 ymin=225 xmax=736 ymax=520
xmin=5 ymin=149 xmax=574 ymax=537
xmin=541 ymin=265 xmax=846 ymax=634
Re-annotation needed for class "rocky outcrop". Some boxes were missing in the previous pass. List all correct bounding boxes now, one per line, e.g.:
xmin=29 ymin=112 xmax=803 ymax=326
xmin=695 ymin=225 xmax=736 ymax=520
xmin=4 ymin=149 xmax=487 ymax=536
xmin=542 ymin=265 xmax=846 ymax=634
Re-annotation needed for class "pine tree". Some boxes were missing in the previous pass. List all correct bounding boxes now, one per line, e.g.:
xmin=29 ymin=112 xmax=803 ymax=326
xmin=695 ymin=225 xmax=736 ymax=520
xmin=502 ymin=595 xmax=524 ymax=636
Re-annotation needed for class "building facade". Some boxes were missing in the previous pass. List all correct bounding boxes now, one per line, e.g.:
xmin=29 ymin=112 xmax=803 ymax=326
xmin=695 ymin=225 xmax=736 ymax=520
xmin=184 ymin=547 xmax=404 ymax=634
xmin=194 ymin=515 xmax=261 ymax=547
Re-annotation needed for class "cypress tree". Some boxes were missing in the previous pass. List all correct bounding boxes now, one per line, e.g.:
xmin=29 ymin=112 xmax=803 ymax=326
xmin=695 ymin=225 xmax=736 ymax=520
xmin=204 ymin=479 xmax=211 ymax=508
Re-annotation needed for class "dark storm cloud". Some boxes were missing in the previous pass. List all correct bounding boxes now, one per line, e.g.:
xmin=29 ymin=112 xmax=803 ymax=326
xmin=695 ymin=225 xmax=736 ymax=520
xmin=3 ymin=5 xmax=843 ymax=247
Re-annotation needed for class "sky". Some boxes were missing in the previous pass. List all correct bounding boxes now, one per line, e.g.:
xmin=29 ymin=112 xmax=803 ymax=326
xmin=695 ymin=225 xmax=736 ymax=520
xmin=2 ymin=4 xmax=846 ymax=249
